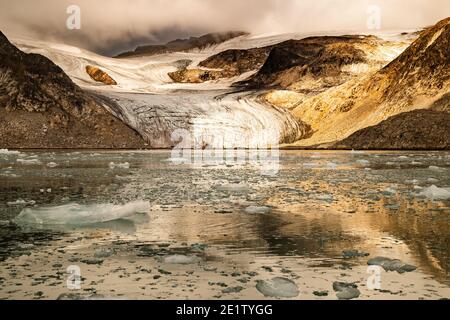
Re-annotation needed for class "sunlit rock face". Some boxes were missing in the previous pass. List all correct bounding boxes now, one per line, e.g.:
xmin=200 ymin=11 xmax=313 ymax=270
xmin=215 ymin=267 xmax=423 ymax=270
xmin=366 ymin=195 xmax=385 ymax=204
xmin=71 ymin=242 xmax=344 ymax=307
xmin=290 ymin=17 xmax=450 ymax=147
xmin=86 ymin=65 xmax=117 ymax=85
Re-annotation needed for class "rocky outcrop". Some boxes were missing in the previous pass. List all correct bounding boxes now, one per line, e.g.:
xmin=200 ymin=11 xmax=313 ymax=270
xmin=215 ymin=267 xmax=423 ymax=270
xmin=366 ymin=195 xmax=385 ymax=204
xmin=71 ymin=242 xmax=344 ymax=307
xmin=175 ymin=35 xmax=395 ymax=89
xmin=199 ymin=48 xmax=268 ymax=77
xmin=115 ymin=31 xmax=247 ymax=58
xmin=86 ymin=66 xmax=117 ymax=85
xmin=0 ymin=31 xmax=146 ymax=149
xmin=333 ymin=110 xmax=450 ymax=150
xmin=239 ymin=36 xmax=375 ymax=89
xmin=291 ymin=17 xmax=450 ymax=147
xmin=168 ymin=68 xmax=227 ymax=83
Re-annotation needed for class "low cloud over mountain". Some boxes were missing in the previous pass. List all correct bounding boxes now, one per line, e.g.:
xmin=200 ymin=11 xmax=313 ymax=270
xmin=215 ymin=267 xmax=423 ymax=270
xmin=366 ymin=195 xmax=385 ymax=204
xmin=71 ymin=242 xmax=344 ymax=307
xmin=1 ymin=0 xmax=449 ymax=55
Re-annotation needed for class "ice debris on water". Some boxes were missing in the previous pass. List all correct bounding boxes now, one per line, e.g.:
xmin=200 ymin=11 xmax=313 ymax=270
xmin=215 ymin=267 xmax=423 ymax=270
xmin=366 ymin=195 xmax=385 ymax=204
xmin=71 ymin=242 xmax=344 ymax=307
xmin=162 ymin=255 xmax=201 ymax=265
xmin=0 ymin=149 xmax=20 ymax=155
xmin=244 ymin=206 xmax=271 ymax=214
xmin=109 ymin=162 xmax=130 ymax=169
xmin=14 ymin=201 xmax=150 ymax=226
xmin=256 ymin=277 xmax=299 ymax=298
xmin=17 ymin=158 xmax=42 ymax=165
xmin=46 ymin=162 xmax=58 ymax=168
xmin=418 ymin=185 xmax=450 ymax=200
xmin=333 ymin=282 xmax=360 ymax=300
xmin=7 ymin=199 xmax=36 ymax=206
xmin=367 ymin=257 xmax=417 ymax=274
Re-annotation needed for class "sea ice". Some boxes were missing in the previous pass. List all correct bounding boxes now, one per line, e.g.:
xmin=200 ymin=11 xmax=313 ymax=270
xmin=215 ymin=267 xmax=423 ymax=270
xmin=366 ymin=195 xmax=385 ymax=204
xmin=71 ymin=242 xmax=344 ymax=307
xmin=17 ymin=158 xmax=42 ymax=165
xmin=256 ymin=277 xmax=299 ymax=298
xmin=0 ymin=149 xmax=20 ymax=155
xmin=244 ymin=206 xmax=271 ymax=214
xmin=14 ymin=201 xmax=149 ymax=226
xmin=7 ymin=199 xmax=36 ymax=206
xmin=109 ymin=162 xmax=130 ymax=169
xmin=162 ymin=255 xmax=201 ymax=265
xmin=418 ymin=185 xmax=450 ymax=200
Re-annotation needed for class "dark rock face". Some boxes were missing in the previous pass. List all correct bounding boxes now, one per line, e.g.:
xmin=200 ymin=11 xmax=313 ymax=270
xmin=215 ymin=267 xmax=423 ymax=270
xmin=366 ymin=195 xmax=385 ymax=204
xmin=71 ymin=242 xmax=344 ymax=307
xmin=333 ymin=110 xmax=450 ymax=150
xmin=115 ymin=31 xmax=247 ymax=58
xmin=86 ymin=66 xmax=117 ymax=85
xmin=240 ymin=36 xmax=367 ymax=88
xmin=195 ymin=35 xmax=369 ymax=88
xmin=0 ymin=31 xmax=146 ymax=149
xmin=199 ymin=48 xmax=268 ymax=76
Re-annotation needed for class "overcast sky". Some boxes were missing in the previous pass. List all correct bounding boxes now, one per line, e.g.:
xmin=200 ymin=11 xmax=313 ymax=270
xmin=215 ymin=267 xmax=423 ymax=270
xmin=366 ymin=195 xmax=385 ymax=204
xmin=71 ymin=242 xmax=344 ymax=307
xmin=1 ymin=0 xmax=449 ymax=55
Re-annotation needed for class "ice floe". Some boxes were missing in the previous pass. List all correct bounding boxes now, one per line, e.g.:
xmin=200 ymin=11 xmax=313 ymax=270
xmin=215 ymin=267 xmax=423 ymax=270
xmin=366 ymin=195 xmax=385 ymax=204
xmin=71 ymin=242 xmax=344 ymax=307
xmin=7 ymin=199 xmax=36 ymax=206
xmin=17 ymin=158 xmax=42 ymax=165
xmin=244 ymin=206 xmax=271 ymax=214
xmin=109 ymin=162 xmax=130 ymax=169
xmin=14 ymin=201 xmax=150 ymax=226
xmin=0 ymin=149 xmax=20 ymax=155
xmin=162 ymin=255 xmax=201 ymax=265
xmin=256 ymin=277 xmax=299 ymax=298
xmin=418 ymin=185 xmax=450 ymax=200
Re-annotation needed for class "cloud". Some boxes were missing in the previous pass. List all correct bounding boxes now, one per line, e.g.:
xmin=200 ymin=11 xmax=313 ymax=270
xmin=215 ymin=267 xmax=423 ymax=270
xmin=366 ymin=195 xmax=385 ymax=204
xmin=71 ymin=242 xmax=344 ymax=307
xmin=0 ymin=0 xmax=449 ymax=55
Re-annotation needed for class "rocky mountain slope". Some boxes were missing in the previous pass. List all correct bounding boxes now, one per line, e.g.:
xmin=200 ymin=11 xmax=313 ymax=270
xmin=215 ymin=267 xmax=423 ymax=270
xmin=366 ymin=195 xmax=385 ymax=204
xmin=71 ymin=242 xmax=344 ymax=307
xmin=333 ymin=109 xmax=450 ymax=150
xmin=289 ymin=17 xmax=449 ymax=147
xmin=170 ymin=34 xmax=408 ymax=95
xmin=116 ymin=31 xmax=247 ymax=58
xmin=0 ymin=32 xmax=146 ymax=149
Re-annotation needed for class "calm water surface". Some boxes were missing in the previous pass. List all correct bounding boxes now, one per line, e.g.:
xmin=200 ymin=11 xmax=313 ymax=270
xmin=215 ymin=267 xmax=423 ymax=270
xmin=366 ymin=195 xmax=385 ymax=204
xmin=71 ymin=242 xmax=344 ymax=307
xmin=0 ymin=150 xmax=449 ymax=299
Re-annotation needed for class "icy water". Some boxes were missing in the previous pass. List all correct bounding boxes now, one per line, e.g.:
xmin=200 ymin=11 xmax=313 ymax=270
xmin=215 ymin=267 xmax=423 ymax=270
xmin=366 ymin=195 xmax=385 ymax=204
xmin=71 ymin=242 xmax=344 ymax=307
xmin=0 ymin=150 xmax=449 ymax=300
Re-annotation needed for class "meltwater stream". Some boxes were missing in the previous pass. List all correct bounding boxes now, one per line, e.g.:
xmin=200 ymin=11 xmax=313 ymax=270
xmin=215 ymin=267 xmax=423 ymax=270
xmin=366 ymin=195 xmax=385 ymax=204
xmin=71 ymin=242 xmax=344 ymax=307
xmin=0 ymin=150 xmax=449 ymax=299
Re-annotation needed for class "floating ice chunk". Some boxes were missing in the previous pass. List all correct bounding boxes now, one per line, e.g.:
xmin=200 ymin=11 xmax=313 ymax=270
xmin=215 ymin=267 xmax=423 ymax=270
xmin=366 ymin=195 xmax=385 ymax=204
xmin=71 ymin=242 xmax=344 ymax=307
xmin=244 ymin=206 xmax=271 ymax=214
xmin=350 ymin=150 xmax=365 ymax=154
xmin=47 ymin=162 xmax=58 ymax=168
xmin=0 ymin=149 xmax=20 ymax=155
xmin=411 ymin=161 xmax=422 ymax=165
xmin=15 ymin=201 xmax=149 ymax=226
xmin=17 ymin=158 xmax=42 ymax=165
xmin=429 ymin=166 xmax=442 ymax=171
xmin=162 ymin=255 xmax=200 ymax=265
xmin=368 ymin=257 xmax=416 ymax=274
xmin=398 ymin=156 xmax=408 ymax=159
xmin=109 ymin=162 xmax=130 ymax=169
xmin=327 ymin=162 xmax=338 ymax=169
xmin=427 ymin=178 xmax=438 ymax=183
xmin=256 ymin=277 xmax=299 ymax=298
xmin=333 ymin=282 xmax=361 ymax=300
xmin=7 ymin=199 xmax=36 ymax=206
xmin=356 ymin=160 xmax=369 ymax=165
xmin=418 ymin=185 xmax=450 ymax=200
xmin=382 ymin=187 xmax=397 ymax=195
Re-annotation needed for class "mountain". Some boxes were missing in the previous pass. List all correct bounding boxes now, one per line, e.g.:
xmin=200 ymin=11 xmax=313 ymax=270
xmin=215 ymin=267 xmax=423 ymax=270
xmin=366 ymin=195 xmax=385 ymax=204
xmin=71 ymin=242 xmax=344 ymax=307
xmin=169 ymin=34 xmax=407 ymax=94
xmin=333 ymin=109 xmax=450 ymax=150
xmin=289 ymin=17 xmax=450 ymax=147
xmin=0 ymin=31 xmax=146 ymax=149
xmin=115 ymin=31 xmax=247 ymax=58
